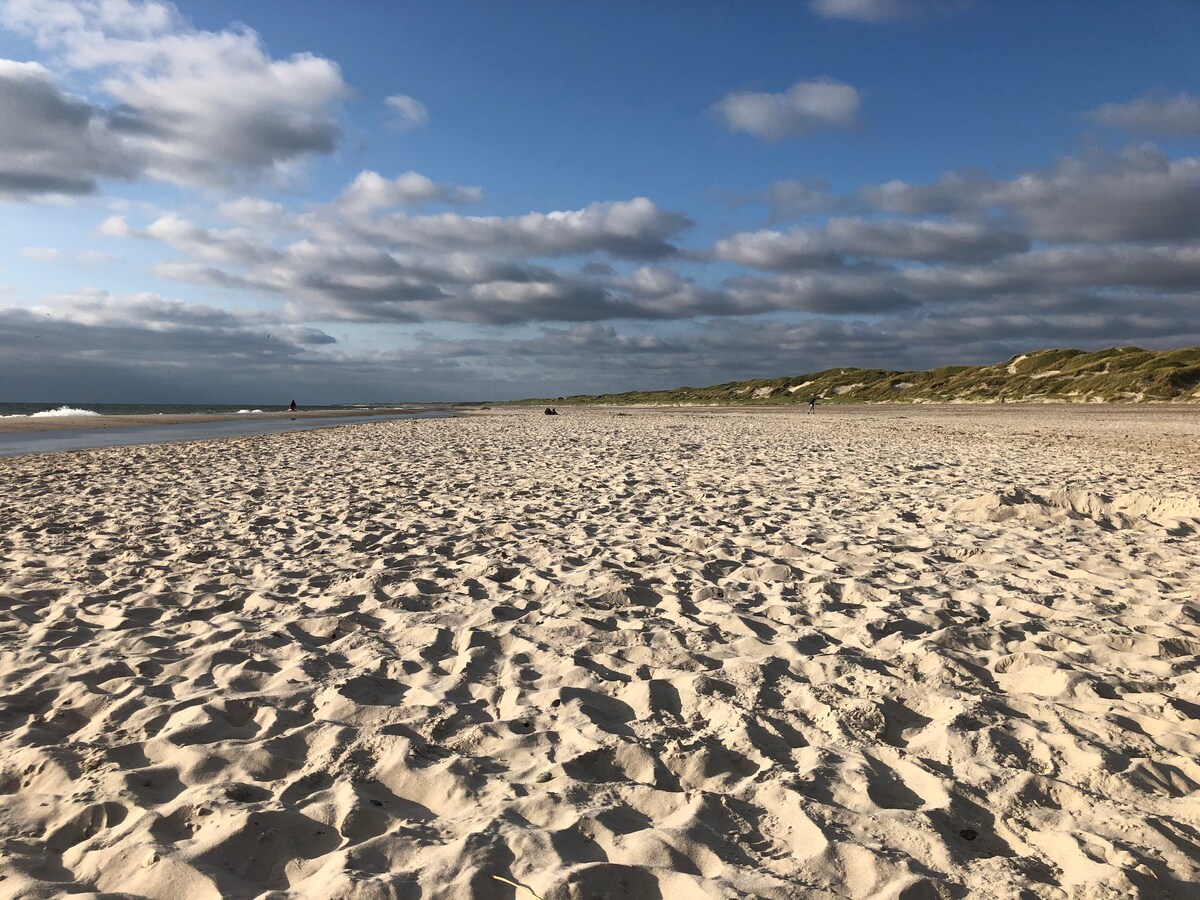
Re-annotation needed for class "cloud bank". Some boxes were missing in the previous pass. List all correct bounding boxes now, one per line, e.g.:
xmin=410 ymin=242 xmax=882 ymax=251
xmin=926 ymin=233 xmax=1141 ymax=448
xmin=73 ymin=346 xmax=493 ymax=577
xmin=92 ymin=144 xmax=1198 ymax=347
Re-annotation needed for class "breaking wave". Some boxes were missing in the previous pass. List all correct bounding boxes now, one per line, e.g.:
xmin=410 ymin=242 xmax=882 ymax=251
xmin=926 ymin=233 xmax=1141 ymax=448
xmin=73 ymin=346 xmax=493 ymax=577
xmin=29 ymin=406 xmax=102 ymax=418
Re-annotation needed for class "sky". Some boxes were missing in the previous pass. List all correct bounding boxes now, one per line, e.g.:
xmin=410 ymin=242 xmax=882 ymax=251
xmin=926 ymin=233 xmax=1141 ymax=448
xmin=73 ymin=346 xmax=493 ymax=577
xmin=1 ymin=0 xmax=1199 ymax=403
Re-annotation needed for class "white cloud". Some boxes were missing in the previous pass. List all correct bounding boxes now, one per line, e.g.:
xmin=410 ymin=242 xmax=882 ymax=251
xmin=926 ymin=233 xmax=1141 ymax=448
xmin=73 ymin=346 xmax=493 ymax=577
xmin=714 ymin=218 xmax=1026 ymax=270
xmin=336 ymin=171 xmax=483 ymax=213
xmin=810 ymin=0 xmax=964 ymax=24
xmin=863 ymin=147 xmax=1200 ymax=242
xmin=337 ymin=196 xmax=693 ymax=260
xmin=747 ymin=178 xmax=849 ymax=220
xmin=142 ymin=212 xmax=280 ymax=264
xmin=725 ymin=271 xmax=917 ymax=314
xmin=712 ymin=79 xmax=860 ymax=140
xmin=1087 ymin=92 xmax=1200 ymax=138
xmin=37 ymin=287 xmax=268 ymax=329
xmin=0 ymin=59 xmax=135 ymax=196
xmin=73 ymin=122 xmax=1200 ymax=384
xmin=0 ymin=0 xmax=348 ymax=193
xmin=217 ymin=196 xmax=287 ymax=227
xmin=901 ymin=242 xmax=1200 ymax=299
xmin=824 ymin=217 xmax=1028 ymax=261
xmin=99 ymin=214 xmax=131 ymax=236
xmin=2 ymin=0 xmax=179 ymax=46
xmin=713 ymin=228 xmax=842 ymax=271
xmin=20 ymin=245 xmax=60 ymax=261
xmin=77 ymin=249 xmax=116 ymax=264
xmin=107 ymin=181 xmax=698 ymax=324
xmin=104 ymin=143 xmax=1200 ymax=332
xmin=385 ymin=94 xmax=428 ymax=130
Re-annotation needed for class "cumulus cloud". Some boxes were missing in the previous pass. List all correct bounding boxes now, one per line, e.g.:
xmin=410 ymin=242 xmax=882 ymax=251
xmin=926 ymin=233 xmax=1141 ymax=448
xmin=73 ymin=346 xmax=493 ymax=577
xmin=736 ymin=178 xmax=854 ymax=221
xmin=77 ymin=249 xmax=116 ymax=265
xmin=824 ymin=217 xmax=1028 ymax=262
xmin=141 ymin=213 xmax=281 ymax=265
xmin=77 ymin=127 xmax=1200 ymax=393
xmin=98 ymin=214 xmax=131 ymax=236
xmin=715 ymin=239 xmax=1200 ymax=315
xmin=901 ymin=242 xmax=1200 ymax=300
xmin=336 ymin=171 xmax=483 ymax=213
xmin=119 ymin=189 xmax=694 ymax=315
xmin=1087 ymin=91 xmax=1200 ymax=138
xmin=605 ymin=266 xmax=741 ymax=318
xmin=810 ymin=0 xmax=965 ymax=23
xmin=109 ymin=143 xmax=1200 ymax=332
xmin=217 ymin=196 xmax=288 ymax=228
xmin=712 ymin=79 xmax=860 ymax=140
xmin=163 ymin=192 xmax=690 ymax=279
xmin=0 ymin=0 xmax=348 ymax=194
xmin=714 ymin=217 xmax=1025 ymax=270
xmin=863 ymin=147 xmax=1200 ymax=242
xmin=20 ymin=246 xmax=60 ymax=261
xmin=0 ymin=60 xmax=134 ymax=196
xmin=347 ymin=197 xmax=693 ymax=260
xmin=385 ymin=94 xmax=428 ymax=130
xmin=725 ymin=271 xmax=918 ymax=314
xmin=38 ymin=288 xmax=264 ymax=329
xmin=713 ymin=229 xmax=843 ymax=272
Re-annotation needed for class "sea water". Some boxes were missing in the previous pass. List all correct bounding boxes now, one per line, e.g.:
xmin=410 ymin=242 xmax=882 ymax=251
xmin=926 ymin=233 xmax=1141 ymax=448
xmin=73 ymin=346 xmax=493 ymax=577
xmin=0 ymin=402 xmax=408 ymax=418
xmin=0 ymin=407 xmax=453 ymax=457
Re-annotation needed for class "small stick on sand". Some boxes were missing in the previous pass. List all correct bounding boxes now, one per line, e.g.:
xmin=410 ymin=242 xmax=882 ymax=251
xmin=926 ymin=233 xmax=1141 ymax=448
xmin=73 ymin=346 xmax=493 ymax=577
xmin=491 ymin=874 xmax=545 ymax=899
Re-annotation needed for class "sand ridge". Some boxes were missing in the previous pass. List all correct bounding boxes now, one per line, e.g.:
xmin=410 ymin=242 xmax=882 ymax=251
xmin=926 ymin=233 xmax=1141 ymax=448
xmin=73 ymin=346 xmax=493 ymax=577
xmin=0 ymin=407 xmax=1198 ymax=898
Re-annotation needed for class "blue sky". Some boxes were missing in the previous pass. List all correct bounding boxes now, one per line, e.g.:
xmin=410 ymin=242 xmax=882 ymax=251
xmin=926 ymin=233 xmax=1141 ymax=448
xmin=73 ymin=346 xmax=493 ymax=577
xmin=1 ymin=0 xmax=1198 ymax=402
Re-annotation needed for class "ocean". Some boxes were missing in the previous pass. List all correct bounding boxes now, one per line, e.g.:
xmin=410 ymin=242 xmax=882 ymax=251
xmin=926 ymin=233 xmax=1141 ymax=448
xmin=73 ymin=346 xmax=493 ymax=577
xmin=0 ymin=406 xmax=454 ymax=457
xmin=0 ymin=402 xmax=411 ymax=418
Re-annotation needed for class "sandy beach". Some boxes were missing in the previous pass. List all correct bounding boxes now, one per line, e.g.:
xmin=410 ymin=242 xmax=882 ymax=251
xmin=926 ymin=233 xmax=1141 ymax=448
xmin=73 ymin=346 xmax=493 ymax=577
xmin=1 ymin=406 xmax=1198 ymax=899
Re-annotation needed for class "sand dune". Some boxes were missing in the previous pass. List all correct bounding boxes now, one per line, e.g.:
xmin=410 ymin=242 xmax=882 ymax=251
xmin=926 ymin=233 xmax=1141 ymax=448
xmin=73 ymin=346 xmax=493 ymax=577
xmin=1 ymin=407 xmax=1198 ymax=898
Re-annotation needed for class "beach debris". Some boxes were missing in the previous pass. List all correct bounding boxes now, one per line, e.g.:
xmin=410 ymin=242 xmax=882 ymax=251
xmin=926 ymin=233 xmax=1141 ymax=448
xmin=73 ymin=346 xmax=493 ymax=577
xmin=491 ymin=875 xmax=545 ymax=899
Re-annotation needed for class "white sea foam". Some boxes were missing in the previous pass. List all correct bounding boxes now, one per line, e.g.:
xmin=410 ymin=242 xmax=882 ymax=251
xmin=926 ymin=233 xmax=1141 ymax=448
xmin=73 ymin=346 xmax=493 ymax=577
xmin=30 ymin=406 xmax=102 ymax=418
xmin=237 ymin=409 xmax=265 ymax=414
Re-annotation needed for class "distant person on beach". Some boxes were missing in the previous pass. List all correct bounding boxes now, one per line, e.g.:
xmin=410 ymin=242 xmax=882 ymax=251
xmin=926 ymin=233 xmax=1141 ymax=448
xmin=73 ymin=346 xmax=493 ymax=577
xmin=544 ymin=407 xmax=558 ymax=416
xmin=808 ymin=396 xmax=817 ymax=414
xmin=289 ymin=400 xmax=297 ymax=411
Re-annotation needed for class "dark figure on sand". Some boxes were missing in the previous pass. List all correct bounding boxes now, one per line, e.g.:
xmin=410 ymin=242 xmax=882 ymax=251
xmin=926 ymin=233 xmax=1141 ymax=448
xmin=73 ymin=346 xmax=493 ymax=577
xmin=808 ymin=396 xmax=817 ymax=414
xmin=289 ymin=400 xmax=297 ymax=411
xmin=544 ymin=407 xmax=558 ymax=416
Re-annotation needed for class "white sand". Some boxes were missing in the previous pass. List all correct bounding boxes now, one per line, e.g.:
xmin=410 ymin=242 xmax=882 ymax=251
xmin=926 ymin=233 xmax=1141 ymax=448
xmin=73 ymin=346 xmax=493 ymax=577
xmin=1 ymin=406 xmax=1198 ymax=899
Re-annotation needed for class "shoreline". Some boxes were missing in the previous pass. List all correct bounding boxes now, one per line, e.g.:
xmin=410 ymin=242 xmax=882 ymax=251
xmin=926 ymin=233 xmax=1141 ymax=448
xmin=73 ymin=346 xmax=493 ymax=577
xmin=5 ymin=400 xmax=1197 ymax=438
xmin=0 ymin=405 xmax=452 ymax=435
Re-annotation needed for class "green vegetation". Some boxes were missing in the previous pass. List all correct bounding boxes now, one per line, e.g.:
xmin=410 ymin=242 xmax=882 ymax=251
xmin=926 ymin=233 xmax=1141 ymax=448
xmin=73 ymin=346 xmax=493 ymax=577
xmin=514 ymin=346 xmax=1200 ymax=407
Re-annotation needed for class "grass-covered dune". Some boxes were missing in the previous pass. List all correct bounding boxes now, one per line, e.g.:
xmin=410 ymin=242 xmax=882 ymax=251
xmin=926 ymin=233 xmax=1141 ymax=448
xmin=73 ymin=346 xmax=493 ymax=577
xmin=516 ymin=346 xmax=1200 ymax=407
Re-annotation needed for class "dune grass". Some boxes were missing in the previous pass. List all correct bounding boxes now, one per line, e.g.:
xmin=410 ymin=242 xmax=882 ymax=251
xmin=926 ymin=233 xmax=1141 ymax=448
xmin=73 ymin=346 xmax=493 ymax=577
xmin=511 ymin=346 xmax=1200 ymax=407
